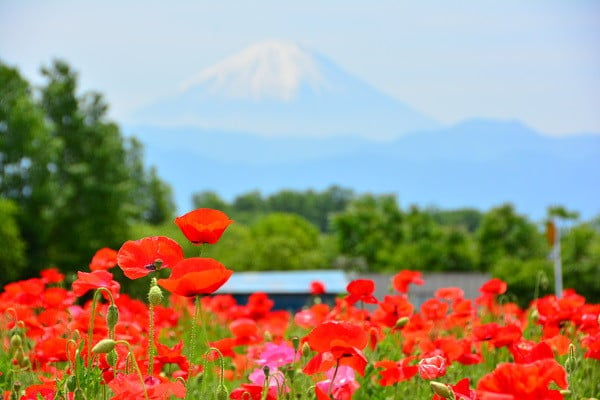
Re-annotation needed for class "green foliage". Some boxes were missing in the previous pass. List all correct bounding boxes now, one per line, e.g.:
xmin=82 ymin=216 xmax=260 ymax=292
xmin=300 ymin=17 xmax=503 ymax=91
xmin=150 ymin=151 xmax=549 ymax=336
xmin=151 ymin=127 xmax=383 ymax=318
xmin=0 ymin=61 xmax=59 ymax=273
xmin=0 ymin=199 xmax=26 ymax=283
xmin=476 ymin=203 xmax=547 ymax=271
xmin=562 ymin=222 xmax=600 ymax=303
xmin=429 ymin=207 xmax=483 ymax=232
xmin=491 ymin=257 xmax=554 ymax=306
xmin=0 ymin=59 xmax=175 ymax=280
xmin=192 ymin=185 xmax=354 ymax=231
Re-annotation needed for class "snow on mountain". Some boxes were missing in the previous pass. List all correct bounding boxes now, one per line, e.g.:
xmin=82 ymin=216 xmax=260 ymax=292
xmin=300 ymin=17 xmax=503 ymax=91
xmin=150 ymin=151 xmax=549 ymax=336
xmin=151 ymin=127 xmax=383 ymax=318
xmin=179 ymin=40 xmax=328 ymax=101
xmin=129 ymin=40 xmax=439 ymax=139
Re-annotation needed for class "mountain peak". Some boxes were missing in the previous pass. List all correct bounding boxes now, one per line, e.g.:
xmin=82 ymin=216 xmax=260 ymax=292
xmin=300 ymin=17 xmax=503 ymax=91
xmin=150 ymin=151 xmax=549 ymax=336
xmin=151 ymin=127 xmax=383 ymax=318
xmin=180 ymin=40 xmax=326 ymax=101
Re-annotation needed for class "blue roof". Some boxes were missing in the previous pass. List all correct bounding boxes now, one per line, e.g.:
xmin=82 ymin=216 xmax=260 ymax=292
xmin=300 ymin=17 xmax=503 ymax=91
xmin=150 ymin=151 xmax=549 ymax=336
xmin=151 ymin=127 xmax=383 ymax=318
xmin=216 ymin=270 xmax=349 ymax=294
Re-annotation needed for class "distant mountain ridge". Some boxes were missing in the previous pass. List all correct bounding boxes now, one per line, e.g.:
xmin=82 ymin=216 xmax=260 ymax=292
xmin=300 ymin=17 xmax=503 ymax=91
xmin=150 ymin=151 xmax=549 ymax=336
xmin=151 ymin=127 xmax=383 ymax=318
xmin=128 ymin=40 xmax=438 ymax=140
xmin=124 ymin=118 xmax=600 ymax=221
xmin=124 ymin=40 xmax=599 ymax=220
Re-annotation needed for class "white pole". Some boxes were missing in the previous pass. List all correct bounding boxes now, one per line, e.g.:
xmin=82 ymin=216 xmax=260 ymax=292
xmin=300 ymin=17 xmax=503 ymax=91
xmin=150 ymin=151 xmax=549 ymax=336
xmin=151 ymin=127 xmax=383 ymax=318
xmin=553 ymin=222 xmax=563 ymax=298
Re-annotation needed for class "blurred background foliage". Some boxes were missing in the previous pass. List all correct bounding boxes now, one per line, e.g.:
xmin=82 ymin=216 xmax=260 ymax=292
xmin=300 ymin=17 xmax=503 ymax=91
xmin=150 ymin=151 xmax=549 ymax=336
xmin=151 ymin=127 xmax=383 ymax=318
xmin=1 ymin=60 xmax=599 ymax=305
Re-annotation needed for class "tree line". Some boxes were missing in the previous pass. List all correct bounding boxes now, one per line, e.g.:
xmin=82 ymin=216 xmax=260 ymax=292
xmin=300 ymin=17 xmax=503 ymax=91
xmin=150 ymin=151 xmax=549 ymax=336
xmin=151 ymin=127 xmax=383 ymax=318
xmin=0 ymin=60 xmax=175 ymax=284
xmin=2 ymin=60 xmax=598 ymax=304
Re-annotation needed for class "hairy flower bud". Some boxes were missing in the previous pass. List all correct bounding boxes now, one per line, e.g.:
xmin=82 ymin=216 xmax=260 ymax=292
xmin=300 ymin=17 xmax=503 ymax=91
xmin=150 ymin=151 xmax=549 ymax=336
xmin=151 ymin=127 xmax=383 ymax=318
xmin=10 ymin=333 xmax=22 ymax=349
xmin=430 ymin=381 xmax=454 ymax=399
xmin=291 ymin=336 xmax=300 ymax=352
xmin=106 ymin=304 xmax=119 ymax=330
xmin=394 ymin=316 xmax=410 ymax=329
xmin=148 ymin=285 xmax=163 ymax=306
xmin=92 ymin=339 xmax=116 ymax=354
xmin=107 ymin=349 xmax=118 ymax=366
xmin=302 ymin=342 xmax=311 ymax=358
xmin=215 ymin=383 xmax=229 ymax=400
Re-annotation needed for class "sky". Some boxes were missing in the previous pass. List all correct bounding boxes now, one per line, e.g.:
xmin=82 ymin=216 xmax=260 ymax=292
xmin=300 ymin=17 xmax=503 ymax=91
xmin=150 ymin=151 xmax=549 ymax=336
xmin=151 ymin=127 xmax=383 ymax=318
xmin=1 ymin=0 xmax=599 ymax=136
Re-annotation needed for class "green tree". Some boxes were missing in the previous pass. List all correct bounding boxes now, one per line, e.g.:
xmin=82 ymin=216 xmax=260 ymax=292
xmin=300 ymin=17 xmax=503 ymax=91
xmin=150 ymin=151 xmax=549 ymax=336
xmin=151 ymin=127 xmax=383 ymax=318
xmin=192 ymin=190 xmax=231 ymax=214
xmin=39 ymin=60 xmax=136 ymax=269
xmin=476 ymin=203 xmax=546 ymax=271
xmin=561 ymin=222 xmax=600 ymax=302
xmin=245 ymin=213 xmax=326 ymax=270
xmin=429 ymin=207 xmax=483 ymax=233
xmin=331 ymin=194 xmax=403 ymax=271
xmin=0 ymin=199 xmax=27 ymax=284
xmin=0 ymin=61 xmax=59 ymax=272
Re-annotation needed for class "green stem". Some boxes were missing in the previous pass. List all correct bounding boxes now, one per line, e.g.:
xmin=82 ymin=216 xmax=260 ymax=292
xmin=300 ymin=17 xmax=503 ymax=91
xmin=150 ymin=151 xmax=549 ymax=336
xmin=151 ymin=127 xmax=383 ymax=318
xmin=328 ymin=360 xmax=341 ymax=397
xmin=86 ymin=287 xmax=115 ymax=367
xmin=87 ymin=290 xmax=101 ymax=366
xmin=148 ymin=302 xmax=156 ymax=375
xmin=115 ymin=340 xmax=149 ymax=400
xmin=185 ymin=295 xmax=203 ymax=399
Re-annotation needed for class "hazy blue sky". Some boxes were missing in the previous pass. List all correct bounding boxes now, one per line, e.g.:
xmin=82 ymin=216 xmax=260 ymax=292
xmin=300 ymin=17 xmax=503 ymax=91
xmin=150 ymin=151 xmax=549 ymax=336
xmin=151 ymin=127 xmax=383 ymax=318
xmin=1 ymin=0 xmax=599 ymax=136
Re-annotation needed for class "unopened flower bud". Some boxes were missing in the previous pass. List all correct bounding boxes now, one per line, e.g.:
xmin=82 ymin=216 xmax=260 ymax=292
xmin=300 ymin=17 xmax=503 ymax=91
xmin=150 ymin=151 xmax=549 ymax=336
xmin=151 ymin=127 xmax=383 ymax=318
xmin=291 ymin=336 xmax=300 ymax=351
xmin=106 ymin=304 xmax=119 ymax=330
xmin=92 ymin=339 xmax=116 ymax=354
xmin=430 ymin=381 xmax=454 ymax=399
xmin=263 ymin=365 xmax=270 ymax=377
xmin=107 ymin=349 xmax=118 ymax=366
xmin=215 ymin=384 xmax=229 ymax=400
xmin=394 ymin=316 xmax=410 ymax=329
xmin=66 ymin=375 xmax=77 ymax=392
xmin=263 ymin=331 xmax=273 ymax=342
xmin=302 ymin=342 xmax=311 ymax=357
xmin=10 ymin=333 xmax=22 ymax=349
xmin=148 ymin=285 xmax=163 ymax=306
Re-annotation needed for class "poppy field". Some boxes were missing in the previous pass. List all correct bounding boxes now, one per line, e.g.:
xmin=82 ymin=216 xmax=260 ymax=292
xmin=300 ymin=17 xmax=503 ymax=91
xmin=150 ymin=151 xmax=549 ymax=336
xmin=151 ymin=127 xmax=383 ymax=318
xmin=1 ymin=208 xmax=599 ymax=399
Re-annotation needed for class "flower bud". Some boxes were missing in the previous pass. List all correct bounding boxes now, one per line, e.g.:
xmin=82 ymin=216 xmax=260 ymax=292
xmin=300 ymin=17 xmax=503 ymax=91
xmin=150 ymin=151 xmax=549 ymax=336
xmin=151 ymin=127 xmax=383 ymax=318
xmin=302 ymin=342 xmax=311 ymax=357
xmin=394 ymin=316 xmax=410 ymax=329
xmin=430 ymin=381 xmax=454 ymax=399
xmin=66 ymin=375 xmax=77 ymax=392
xmin=92 ymin=339 xmax=116 ymax=354
xmin=10 ymin=333 xmax=22 ymax=349
xmin=291 ymin=336 xmax=300 ymax=352
xmin=215 ymin=384 xmax=229 ymax=400
xmin=148 ymin=285 xmax=163 ymax=306
xmin=106 ymin=304 xmax=119 ymax=330
xmin=263 ymin=330 xmax=273 ymax=342
xmin=107 ymin=349 xmax=118 ymax=366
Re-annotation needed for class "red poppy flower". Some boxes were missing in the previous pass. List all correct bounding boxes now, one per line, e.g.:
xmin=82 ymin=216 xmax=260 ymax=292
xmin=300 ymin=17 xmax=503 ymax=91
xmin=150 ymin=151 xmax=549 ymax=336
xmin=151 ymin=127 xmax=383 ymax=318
xmin=420 ymin=298 xmax=449 ymax=321
xmin=90 ymin=247 xmax=118 ymax=271
xmin=392 ymin=270 xmax=425 ymax=294
xmin=477 ymin=359 xmax=567 ymax=399
xmin=310 ymin=280 xmax=326 ymax=295
xmin=345 ymin=279 xmax=378 ymax=305
xmin=174 ymin=208 xmax=233 ymax=245
xmin=418 ymin=355 xmax=448 ymax=380
xmin=157 ymin=257 xmax=233 ymax=297
xmin=108 ymin=373 xmax=186 ymax=399
xmin=72 ymin=270 xmax=120 ymax=299
xmin=303 ymin=321 xmax=369 ymax=376
xmin=374 ymin=356 xmax=418 ymax=386
xmin=305 ymin=321 xmax=368 ymax=353
xmin=479 ymin=278 xmax=507 ymax=296
xmin=434 ymin=287 xmax=464 ymax=301
xmin=117 ymin=236 xmax=184 ymax=279
xmin=230 ymin=384 xmax=277 ymax=400
xmin=40 ymin=268 xmax=65 ymax=284
xmin=153 ymin=341 xmax=189 ymax=375
xmin=509 ymin=340 xmax=554 ymax=364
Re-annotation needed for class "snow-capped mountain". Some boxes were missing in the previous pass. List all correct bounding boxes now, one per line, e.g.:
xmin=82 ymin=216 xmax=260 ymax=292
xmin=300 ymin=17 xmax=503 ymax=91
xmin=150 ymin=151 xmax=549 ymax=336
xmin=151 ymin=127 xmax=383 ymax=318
xmin=129 ymin=40 xmax=438 ymax=139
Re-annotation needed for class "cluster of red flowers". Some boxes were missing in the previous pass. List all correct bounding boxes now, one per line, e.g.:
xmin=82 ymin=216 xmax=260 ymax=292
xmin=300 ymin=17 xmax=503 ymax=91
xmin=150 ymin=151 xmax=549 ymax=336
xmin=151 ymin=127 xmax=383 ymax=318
xmin=1 ymin=208 xmax=598 ymax=399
